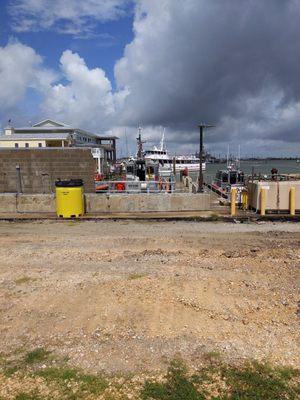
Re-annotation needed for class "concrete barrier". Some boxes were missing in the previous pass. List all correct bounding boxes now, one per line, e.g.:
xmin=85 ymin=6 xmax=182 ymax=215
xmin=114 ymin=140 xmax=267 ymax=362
xmin=0 ymin=194 xmax=17 ymax=213
xmin=86 ymin=193 xmax=210 ymax=213
xmin=248 ymin=180 xmax=300 ymax=212
xmin=0 ymin=194 xmax=55 ymax=213
xmin=0 ymin=193 xmax=211 ymax=214
xmin=17 ymin=194 xmax=55 ymax=213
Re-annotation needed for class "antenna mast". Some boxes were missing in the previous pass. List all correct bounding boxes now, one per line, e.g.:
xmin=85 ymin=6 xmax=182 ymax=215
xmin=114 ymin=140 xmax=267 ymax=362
xmin=136 ymin=126 xmax=146 ymax=159
xmin=227 ymin=145 xmax=230 ymax=167
xmin=160 ymin=127 xmax=165 ymax=151
xmin=125 ymin=128 xmax=129 ymax=157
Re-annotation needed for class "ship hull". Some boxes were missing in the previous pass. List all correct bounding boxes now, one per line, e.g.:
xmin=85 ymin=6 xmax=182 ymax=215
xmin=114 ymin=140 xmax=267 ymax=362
xmin=159 ymin=162 xmax=206 ymax=173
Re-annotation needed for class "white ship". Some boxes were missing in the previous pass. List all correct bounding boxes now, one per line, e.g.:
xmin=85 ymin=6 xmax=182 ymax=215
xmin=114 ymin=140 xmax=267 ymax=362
xmin=143 ymin=129 xmax=205 ymax=174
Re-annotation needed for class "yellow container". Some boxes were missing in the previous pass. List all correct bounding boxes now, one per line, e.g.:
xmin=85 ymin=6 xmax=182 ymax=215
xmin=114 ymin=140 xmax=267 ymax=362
xmin=55 ymin=182 xmax=84 ymax=218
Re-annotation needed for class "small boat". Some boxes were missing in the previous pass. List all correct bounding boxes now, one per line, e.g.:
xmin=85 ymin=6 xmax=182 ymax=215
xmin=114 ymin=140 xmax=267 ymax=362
xmin=211 ymin=147 xmax=246 ymax=203
xmin=212 ymin=164 xmax=245 ymax=199
xmin=125 ymin=157 xmax=159 ymax=181
xmin=143 ymin=129 xmax=205 ymax=175
xmin=125 ymin=128 xmax=172 ymax=181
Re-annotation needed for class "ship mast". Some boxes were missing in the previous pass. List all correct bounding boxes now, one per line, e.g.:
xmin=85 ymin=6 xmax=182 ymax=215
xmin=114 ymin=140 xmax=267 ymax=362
xmin=159 ymin=128 xmax=165 ymax=151
xmin=227 ymin=145 xmax=230 ymax=167
xmin=136 ymin=126 xmax=146 ymax=159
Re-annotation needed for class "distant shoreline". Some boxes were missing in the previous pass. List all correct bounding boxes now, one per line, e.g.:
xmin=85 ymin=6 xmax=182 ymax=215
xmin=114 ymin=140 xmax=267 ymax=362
xmin=208 ymin=157 xmax=299 ymax=162
xmin=241 ymin=157 xmax=299 ymax=161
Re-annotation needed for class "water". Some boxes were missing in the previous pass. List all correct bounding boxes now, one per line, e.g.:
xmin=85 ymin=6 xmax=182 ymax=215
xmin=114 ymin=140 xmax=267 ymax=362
xmin=184 ymin=159 xmax=300 ymax=183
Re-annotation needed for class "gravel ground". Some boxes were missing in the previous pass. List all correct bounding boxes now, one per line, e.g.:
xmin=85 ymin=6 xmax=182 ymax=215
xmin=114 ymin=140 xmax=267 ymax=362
xmin=0 ymin=220 xmax=299 ymax=375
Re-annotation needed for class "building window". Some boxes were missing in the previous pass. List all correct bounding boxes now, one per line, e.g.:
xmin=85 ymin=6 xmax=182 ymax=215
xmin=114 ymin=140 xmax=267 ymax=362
xmin=25 ymin=143 xmax=29 ymax=148
xmin=14 ymin=143 xmax=19 ymax=148
xmin=38 ymin=143 xmax=42 ymax=147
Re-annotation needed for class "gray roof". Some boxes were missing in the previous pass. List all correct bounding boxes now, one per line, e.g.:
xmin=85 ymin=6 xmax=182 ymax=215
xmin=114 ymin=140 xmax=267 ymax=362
xmin=14 ymin=126 xmax=100 ymax=138
xmin=14 ymin=127 xmax=73 ymax=132
xmin=3 ymin=116 xmax=119 ymax=140
xmin=11 ymin=128 xmax=118 ymax=140
xmin=0 ymin=133 xmax=70 ymax=140
xmin=32 ymin=119 xmax=70 ymax=127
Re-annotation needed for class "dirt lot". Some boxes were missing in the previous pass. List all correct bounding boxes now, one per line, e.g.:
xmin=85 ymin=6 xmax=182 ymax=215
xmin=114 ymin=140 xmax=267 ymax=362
xmin=0 ymin=220 xmax=299 ymax=377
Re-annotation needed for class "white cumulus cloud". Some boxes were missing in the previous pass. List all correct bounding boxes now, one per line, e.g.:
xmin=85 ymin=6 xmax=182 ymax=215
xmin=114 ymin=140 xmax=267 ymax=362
xmin=41 ymin=50 xmax=127 ymax=130
xmin=8 ymin=0 xmax=131 ymax=37
xmin=0 ymin=40 xmax=56 ymax=125
xmin=2 ymin=0 xmax=300 ymax=156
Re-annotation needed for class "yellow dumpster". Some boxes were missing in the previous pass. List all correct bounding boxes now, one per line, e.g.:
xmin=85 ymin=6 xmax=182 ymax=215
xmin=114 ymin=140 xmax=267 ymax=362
xmin=55 ymin=179 xmax=84 ymax=218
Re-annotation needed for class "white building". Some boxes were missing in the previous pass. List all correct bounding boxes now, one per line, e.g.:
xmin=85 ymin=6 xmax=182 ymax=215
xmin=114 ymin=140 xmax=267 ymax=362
xmin=0 ymin=119 xmax=118 ymax=173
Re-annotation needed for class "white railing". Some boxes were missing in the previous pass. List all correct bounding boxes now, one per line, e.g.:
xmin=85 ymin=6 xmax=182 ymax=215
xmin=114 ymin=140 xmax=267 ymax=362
xmin=95 ymin=180 xmax=181 ymax=194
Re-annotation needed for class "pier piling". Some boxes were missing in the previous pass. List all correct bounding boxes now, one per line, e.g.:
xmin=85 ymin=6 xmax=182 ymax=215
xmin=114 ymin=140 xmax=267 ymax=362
xmin=290 ymin=187 xmax=296 ymax=216
xmin=230 ymin=188 xmax=237 ymax=216
xmin=260 ymin=188 xmax=267 ymax=216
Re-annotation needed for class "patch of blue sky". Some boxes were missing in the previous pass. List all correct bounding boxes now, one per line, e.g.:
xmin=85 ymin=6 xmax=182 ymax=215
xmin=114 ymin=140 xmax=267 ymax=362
xmin=0 ymin=0 xmax=134 ymax=88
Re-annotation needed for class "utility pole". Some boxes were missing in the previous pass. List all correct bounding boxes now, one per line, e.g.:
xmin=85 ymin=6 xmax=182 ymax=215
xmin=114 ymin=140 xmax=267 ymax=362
xmin=197 ymin=123 xmax=214 ymax=193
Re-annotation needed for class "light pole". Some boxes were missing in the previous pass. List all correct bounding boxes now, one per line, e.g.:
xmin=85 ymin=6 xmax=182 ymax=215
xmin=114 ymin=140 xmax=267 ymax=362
xmin=197 ymin=123 xmax=214 ymax=193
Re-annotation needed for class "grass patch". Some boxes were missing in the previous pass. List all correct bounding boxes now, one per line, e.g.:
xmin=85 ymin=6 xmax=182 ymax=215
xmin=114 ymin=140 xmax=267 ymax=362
xmin=1 ymin=348 xmax=51 ymax=376
xmin=4 ymin=365 xmax=20 ymax=377
xmin=1 ymin=352 xmax=299 ymax=400
xmin=79 ymin=373 xmax=108 ymax=395
xmin=24 ymin=348 xmax=51 ymax=365
xmin=141 ymin=358 xmax=300 ymax=400
xmin=1 ymin=354 xmax=22 ymax=377
xmin=15 ymin=392 xmax=44 ymax=400
xmin=36 ymin=367 xmax=107 ymax=396
xmin=36 ymin=366 xmax=78 ymax=381
xmin=14 ymin=276 xmax=33 ymax=285
xmin=128 ymin=273 xmax=147 ymax=280
xmin=142 ymin=359 xmax=205 ymax=400
xmin=222 ymin=361 xmax=300 ymax=400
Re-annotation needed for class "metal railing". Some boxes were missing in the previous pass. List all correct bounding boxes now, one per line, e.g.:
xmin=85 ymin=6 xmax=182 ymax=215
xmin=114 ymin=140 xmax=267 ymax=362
xmin=95 ymin=180 xmax=179 ymax=194
xmin=249 ymin=173 xmax=300 ymax=182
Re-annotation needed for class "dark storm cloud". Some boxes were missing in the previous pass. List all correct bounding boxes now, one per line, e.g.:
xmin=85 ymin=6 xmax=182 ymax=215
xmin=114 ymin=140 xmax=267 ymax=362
xmin=115 ymin=0 xmax=300 ymax=151
xmin=2 ymin=0 xmax=299 ymax=156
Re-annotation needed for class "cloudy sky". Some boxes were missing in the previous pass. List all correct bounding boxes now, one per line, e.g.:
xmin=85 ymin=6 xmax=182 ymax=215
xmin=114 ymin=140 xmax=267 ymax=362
xmin=0 ymin=0 xmax=300 ymax=157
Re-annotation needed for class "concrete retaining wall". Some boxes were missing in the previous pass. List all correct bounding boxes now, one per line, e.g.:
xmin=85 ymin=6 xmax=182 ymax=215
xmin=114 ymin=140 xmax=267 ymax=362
xmin=0 ymin=194 xmax=55 ymax=213
xmin=0 ymin=193 xmax=211 ymax=214
xmin=85 ymin=193 xmax=210 ymax=213
xmin=0 ymin=194 xmax=18 ymax=213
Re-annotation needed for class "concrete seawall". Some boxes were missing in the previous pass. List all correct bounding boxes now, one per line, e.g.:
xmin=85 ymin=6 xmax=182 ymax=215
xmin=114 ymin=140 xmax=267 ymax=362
xmin=0 ymin=193 xmax=211 ymax=214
